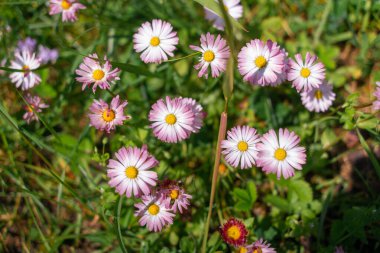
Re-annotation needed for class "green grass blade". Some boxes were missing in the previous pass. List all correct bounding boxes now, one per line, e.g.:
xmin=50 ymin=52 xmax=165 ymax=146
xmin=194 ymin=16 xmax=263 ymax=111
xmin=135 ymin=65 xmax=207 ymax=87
xmin=356 ymin=128 xmax=380 ymax=180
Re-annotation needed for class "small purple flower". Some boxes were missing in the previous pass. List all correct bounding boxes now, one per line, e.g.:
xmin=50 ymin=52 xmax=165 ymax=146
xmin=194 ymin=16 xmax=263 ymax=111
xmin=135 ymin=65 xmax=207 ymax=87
xmin=17 ymin=37 xmax=37 ymax=53
xmin=38 ymin=45 xmax=59 ymax=64
xmin=23 ymin=94 xmax=49 ymax=124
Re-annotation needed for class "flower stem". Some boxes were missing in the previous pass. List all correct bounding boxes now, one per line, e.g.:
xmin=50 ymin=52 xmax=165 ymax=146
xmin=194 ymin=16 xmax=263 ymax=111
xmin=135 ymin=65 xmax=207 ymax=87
xmin=201 ymin=111 xmax=228 ymax=253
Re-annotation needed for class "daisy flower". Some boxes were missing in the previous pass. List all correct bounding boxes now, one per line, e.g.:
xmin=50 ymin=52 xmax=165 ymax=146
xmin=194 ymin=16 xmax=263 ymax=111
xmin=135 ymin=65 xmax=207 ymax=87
xmin=49 ymin=0 xmax=86 ymax=22
xmin=221 ymin=126 xmax=261 ymax=169
xmin=107 ymin=146 xmax=159 ymax=198
xmin=238 ymin=39 xmax=286 ymax=86
xmin=88 ymin=95 xmax=129 ymax=133
xmin=373 ymin=82 xmax=380 ymax=111
xmin=181 ymin=97 xmax=206 ymax=133
xmin=257 ymin=128 xmax=306 ymax=179
xmin=9 ymin=51 xmax=41 ymax=90
xmin=75 ymin=53 xmax=120 ymax=93
xmin=23 ymin=94 xmax=49 ymax=124
xmin=148 ymin=96 xmax=195 ymax=143
xmin=133 ymin=19 xmax=179 ymax=64
xmin=204 ymin=0 xmax=243 ymax=30
xmin=158 ymin=180 xmax=192 ymax=214
xmin=220 ymin=217 xmax=248 ymax=247
xmin=301 ymin=81 xmax=335 ymax=112
xmin=134 ymin=194 xmax=175 ymax=232
xmin=287 ymin=52 xmax=326 ymax=92
xmin=38 ymin=45 xmax=59 ymax=64
xmin=246 ymin=238 xmax=277 ymax=253
xmin=190 ymin=33 xmax=230 ymax=78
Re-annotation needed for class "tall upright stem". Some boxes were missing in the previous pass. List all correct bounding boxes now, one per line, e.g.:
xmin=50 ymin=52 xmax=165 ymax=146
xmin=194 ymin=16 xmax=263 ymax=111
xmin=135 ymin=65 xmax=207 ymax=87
xmin=201 ymin=112 xmax=228 ymax=253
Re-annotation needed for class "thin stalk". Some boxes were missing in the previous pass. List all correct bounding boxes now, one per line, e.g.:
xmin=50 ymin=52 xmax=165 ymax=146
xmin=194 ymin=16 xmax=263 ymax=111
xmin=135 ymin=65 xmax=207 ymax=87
xmin=201 ymin=112 xmax=228 ymax=253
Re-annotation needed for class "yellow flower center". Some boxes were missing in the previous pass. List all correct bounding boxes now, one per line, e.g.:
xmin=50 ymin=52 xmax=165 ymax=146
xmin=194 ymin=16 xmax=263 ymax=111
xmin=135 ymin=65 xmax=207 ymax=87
xmin=253 ymin=248 xmax=263 ymax=253
xmin=274 ymin=148 xmax=287 ymax=161
xmin=102 ymin=109 xmax=115 ymax=122
xmin=27 ymin=105 xmax=35 ymax=112
xmin=255 ymin=56 xmax=267 ymax=69
xmin=203 ymin=50 xmax=215 ymax=62
xmin=22 ymin=65 xmax=30 ymax=72
xmin=150 ymin=36 xmax=160 ymax=47
xmin=170 ymin=189 xmax=179 ymax=200
xmin=300 ymin=67 xmax=311 ymax=78
xmin=224 ymin=5 xmax=229 ymax=11
xmin=165 ymin=114 xmax=177 ymax=125
xmin=237 ymin=141 xmax=248 ymax=151
xmin=92 ymin=69 xmax=105 ymax=81
xmin=237 ymin=247 xmax=248 ymax=253
xmin=125 ymin=166 xmax=138 ymax=179
xmin=148 ymin=204 xmax=160 ymax=215
xmin=314 ymin=90 xmax=323 ymax=100
xmin=61 ymin=0 xmax=71 ymax=10
xmin=227 ymin=225 xmax=241 ymax=240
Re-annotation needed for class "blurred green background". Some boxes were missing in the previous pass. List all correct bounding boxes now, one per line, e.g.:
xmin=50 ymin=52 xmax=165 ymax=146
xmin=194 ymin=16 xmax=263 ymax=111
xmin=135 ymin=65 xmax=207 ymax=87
xmin=1 ymin=0 xmax=380 ymax=252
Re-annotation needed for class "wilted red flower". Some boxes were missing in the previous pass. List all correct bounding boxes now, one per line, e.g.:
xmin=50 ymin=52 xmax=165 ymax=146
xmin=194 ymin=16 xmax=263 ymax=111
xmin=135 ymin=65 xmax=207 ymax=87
xmin=220 ymin=217 xmax=248 ymax=247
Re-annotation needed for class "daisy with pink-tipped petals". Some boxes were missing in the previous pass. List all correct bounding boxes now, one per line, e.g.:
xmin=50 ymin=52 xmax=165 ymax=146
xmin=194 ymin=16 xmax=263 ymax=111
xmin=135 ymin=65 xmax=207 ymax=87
xmin=107 ymin=146 xmax=159 ymax=198
xmin=204 ymin=0 xmax=243 ymax=30
xmin=49 ymin=0 xmax=86 ymax=22
xmin=10 ymin=51 xmax=41 ymax=90
xmin=133 ymin=19 xmax=179 ymax=64
xmin=135 ymin=194 xmax=175 ymax=232
xmin=246 ymin=238 xmax=277 ymax=253
xmin=149 ymin=96 xmax=195 ymax=143
xmin=373 ymin=82 xmax=380 ymax=111
xmin=181 ymin=97 xmax=206 ymax=133
xmin=190 ymin=33 xmax=230 ymax=79
xmin=23 ymin=94 xmax=49 ymax=124
xmin=301 ymin=81 xmax=335 ymax=112
xmin=257 ymin=128 xmax=306 ymax=179
xmin=158 ymin=180 xmax=192 ymax=214
xmin=221 ymin=126 xmax=261 ymax=169
xmin=238 ymin=39 xmax=286 ymax=86
xmin=287 ymin=52 xmax=326 ymax=92
xmin=76 ymin=53 xmax=120 ymax=93
xmin=88 ymin=95 xmax=129 ymax=133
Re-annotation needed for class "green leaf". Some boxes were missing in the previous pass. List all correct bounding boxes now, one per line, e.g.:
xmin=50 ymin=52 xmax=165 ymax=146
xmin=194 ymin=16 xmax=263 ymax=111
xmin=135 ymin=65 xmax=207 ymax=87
xmin=111 ymin=61 xmax=159 ymax=77
xmin=233 ymin=181 xmax=257 ymax=212
xmin=264 ymin=195 xmax=291 ymax=212
xmin=193 ymin=0 xmax=247 ymax=32
xmin=321 ymin=128 xmax=339 ymax=149
xmin=288 ymin=180 xmax=313 ymax=203
xmin=356 ymin=129 xmax=380 ymax=180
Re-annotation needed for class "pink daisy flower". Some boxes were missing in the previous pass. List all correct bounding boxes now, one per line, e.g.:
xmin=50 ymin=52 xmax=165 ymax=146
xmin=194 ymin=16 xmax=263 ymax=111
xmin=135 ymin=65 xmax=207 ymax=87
xmin=238 ymin=39 xmax=286 ymax=86
xmin=133 ymin=19 xmax=179 ymax=64
xmin=181 ymin=97 xmax=206 ymax=133
xmin=16 ymin=37 xmax=36 ymax=53
xmin=204 ymin=0 xmax=243 ymax=30
xmin=23 ymin=94 xmax=49 ymax=124
xmin=287 ymin=52 xmax=326 ymax=92
xmin=373 ymin=82 xmax=380 ymax=111
xmin=221 ymin=126 xmax=261 ymax=169
xmin=10 ymin=51 xmax=41 ymax=90
xmin=88 ymin=95 xmax=129 ymax=133
xmin=158 ymin=180 xmax=192 ymax=214
xmin=107 ymin=146 xmax=159 ymax=198
xmin=134 ymin=194 xmax=175 ymax=232
xmin=246 ymin=238 xmax=277 ymax=253
xmin=75 ymin=53 xmax=120 ymax=93
xmin=49 ymin=0 xmax=86 ymax=22
xmin=148 ymin=96 xmax=195 ymax=143
xmin=301 ymin=81 xmax=335 ymax=112
xmin=257 ymin=128 xmax=306 ymax=179
xmin=190 ymin=33 xmax=230 ymax=79
xmin=219 ymin=217 xmax=248 ymax=247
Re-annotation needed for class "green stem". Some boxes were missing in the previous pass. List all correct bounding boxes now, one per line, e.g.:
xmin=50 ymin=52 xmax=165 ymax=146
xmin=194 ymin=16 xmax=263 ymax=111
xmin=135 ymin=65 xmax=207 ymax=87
xmin=165 ymin=52 xmax=201 ymax=62
xmin=115 ymin=195 xmax=128 ymax=253
xmin=201 ymin=112 xmax=228 ymax=253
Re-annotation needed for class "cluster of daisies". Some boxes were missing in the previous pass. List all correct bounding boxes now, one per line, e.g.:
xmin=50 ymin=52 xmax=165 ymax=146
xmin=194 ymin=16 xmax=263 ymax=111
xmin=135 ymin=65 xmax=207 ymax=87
xmin=219 ymin=217 xmax=277 ymax=253
xmin=3 ymin=37 xmax=58 ymax=124
xmin=221 ymin=126 xmax=306 ymax=179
